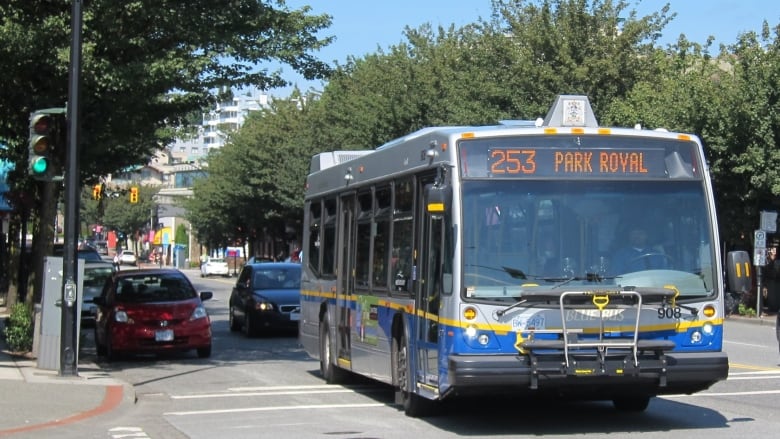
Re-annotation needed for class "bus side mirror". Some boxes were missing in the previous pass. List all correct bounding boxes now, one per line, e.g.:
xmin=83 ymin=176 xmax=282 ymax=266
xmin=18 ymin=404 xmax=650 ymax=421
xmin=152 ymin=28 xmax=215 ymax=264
xmin=424 ymin=184 xmax=451 ymax=215
xmin=726 ymin=250 xmax=751 ymax=295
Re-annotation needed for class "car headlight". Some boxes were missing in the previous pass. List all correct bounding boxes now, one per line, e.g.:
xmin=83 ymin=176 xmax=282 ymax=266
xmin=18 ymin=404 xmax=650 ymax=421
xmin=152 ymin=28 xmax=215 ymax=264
xmin=254 ymin=301 xmax=273 ymax=311
xmin=190 ymin=305 xmax=208 ymax=321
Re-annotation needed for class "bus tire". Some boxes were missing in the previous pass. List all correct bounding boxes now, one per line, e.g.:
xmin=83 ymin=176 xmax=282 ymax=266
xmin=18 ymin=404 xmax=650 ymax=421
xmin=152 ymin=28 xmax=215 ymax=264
xmin=393 ymin=331 xmax=433 ymax=417
xmin=613 ymin=396 xmax=650 ymax=412
xmin=319 ymin=317 xmax=346 ymax=384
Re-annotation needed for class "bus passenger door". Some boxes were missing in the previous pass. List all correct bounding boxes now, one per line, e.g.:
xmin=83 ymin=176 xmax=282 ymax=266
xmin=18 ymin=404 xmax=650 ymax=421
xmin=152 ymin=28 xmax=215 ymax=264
xmin=415 ymin=182 xmax=445 ymax=387
xmin=337 ymin=194 xmax=356 ymax=363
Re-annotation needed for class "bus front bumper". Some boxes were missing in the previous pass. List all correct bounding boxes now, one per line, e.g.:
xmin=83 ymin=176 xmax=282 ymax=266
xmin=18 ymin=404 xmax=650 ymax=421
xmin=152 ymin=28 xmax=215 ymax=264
xmin=447 ymin=351 xmax=728 ymax=397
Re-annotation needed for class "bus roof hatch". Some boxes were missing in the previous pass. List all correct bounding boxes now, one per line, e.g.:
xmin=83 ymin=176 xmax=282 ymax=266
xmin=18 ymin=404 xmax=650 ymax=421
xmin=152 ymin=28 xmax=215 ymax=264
xmin=542 ymin=95 xmax=598 ymax=128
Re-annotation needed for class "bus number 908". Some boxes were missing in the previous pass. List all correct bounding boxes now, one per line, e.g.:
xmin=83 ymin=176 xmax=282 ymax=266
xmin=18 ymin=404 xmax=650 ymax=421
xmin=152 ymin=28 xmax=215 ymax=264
xmin=657 ymin=307 xmax=682 ymax=319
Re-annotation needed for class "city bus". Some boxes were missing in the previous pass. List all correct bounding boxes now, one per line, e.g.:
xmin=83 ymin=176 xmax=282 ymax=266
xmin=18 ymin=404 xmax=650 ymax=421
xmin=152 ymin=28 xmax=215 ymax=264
xmin=299 ymin=95 xmax=751 ymax=416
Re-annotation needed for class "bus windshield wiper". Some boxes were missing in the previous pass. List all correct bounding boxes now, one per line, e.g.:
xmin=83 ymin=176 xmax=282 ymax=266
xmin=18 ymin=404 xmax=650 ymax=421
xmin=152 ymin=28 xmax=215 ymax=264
xmin=536 ymin=272 xmax=616 ymax=285
xmin=495 ymin=298 xmax=529 ymax=318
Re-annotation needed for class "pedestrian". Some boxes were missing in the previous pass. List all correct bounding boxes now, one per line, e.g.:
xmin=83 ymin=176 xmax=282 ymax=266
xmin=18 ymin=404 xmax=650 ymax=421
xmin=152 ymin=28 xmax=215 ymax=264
xmin=763 ymin=248 xmax=780 ymax=312
xmin=113 ymin=252 xmax=120 ymax=271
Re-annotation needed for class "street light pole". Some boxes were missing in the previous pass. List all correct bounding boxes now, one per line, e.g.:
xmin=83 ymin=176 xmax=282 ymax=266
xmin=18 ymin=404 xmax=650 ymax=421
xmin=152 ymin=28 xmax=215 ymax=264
xmin=60 ymin=0 xmax=83 ymax=377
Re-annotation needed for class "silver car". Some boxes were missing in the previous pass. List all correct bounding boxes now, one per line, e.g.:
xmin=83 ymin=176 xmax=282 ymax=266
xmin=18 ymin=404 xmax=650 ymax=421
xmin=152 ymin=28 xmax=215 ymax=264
xmin=81 ymin=261 xmax=115 ymax=324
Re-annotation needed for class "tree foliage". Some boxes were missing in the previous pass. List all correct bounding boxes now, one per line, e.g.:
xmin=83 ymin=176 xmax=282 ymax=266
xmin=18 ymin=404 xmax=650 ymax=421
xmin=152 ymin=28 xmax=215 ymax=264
xmin=185 ymin=94 xmax=313 ymax=253
xmin=0 ymin=0 xmax=334 ymax=303
xmin=0 ymin=0 xmax=333 ymax=184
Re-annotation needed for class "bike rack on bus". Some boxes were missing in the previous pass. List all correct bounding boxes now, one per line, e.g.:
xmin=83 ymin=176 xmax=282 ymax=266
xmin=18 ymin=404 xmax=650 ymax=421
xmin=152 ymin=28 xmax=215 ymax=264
xmin=516 ymin=288 xmax=678 ymax=389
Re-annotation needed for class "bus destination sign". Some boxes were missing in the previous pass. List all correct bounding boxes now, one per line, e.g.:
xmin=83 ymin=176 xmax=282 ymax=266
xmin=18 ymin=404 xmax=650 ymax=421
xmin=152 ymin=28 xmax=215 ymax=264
xmin=485 ymin=147 xmax=668 ymax=178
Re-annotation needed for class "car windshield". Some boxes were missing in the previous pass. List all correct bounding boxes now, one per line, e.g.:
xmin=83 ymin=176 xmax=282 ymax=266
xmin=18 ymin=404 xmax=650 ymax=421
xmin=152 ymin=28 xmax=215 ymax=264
xmin=116 ymin=274 xmax=197 ymax=302
xmin=253 ymin=267 xmax=301 ymax=289
xmin=84 ymin=266 xmax=114 ymax=288
xmin=52 ymin=245 xmax=102 ymax=261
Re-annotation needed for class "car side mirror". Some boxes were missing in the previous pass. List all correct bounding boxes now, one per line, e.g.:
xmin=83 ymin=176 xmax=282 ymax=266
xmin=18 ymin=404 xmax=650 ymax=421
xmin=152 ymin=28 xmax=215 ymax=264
xmin=200 ymin=291 xmax=213 ymax=301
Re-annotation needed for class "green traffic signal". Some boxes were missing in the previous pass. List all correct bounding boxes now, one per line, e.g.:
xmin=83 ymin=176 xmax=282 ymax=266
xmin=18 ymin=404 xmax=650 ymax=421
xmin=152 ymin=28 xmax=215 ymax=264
xmin=30 ymin=156 xmax=49 ymax=174
xmin=27 ymin=108 xmax=65 ymax=181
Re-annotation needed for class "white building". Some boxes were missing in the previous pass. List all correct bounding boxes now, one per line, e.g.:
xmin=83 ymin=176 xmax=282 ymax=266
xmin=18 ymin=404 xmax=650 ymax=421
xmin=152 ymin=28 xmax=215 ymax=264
xmin=170 ymin=92 xmax=269 ymax=162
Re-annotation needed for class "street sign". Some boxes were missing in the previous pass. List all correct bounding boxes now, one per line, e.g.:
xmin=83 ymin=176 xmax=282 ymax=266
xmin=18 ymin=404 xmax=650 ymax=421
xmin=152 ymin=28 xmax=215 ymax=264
xmin=760 ymin=211 xmax=777 ymax=232
xmin=754 ymin=248 xmax=767 ymax=266
xmin=755 ymin=229 xmax=767 ymax=249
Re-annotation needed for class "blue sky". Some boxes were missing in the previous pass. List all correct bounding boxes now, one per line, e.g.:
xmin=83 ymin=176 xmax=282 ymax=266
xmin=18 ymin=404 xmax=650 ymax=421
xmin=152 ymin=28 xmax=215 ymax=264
xmin=273 ymin=0 xmax=777 ymax=97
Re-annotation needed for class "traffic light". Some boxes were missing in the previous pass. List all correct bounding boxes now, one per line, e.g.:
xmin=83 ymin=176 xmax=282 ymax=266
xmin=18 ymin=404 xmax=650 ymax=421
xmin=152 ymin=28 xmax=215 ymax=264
xmin=28 ymin=108 xmax=65 ymax=181
xmin=129 ymin=186 xmax=139 ymax=203
xmin=92 ymin=184 xmax=102 ymax=200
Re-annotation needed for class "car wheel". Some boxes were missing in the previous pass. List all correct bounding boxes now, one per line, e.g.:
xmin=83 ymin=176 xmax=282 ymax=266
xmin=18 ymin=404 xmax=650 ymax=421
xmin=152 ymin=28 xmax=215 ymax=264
xmin=229 ymin=305 xmax=241 ymax=332
xmin=106 ymin=333 xmax=119 ymax=362
xmin=244 ymin=312 xmax=257 ymax=337
xmin=94 ymin=326 xmax=106 ymax=356
xmin=197 ymin=345 xmax=212 ymax=358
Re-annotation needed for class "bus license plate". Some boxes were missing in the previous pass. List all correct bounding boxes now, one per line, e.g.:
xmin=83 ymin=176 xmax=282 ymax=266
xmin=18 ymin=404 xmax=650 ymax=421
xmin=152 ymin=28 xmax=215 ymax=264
xmin=155 ymin=329 xmax=174 ymax=342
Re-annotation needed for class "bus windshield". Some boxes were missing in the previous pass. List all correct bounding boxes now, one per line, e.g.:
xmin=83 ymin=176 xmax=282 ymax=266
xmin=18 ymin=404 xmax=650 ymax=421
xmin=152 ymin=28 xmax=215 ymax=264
xmin=461 ymin=179 xmax=716 ymax=301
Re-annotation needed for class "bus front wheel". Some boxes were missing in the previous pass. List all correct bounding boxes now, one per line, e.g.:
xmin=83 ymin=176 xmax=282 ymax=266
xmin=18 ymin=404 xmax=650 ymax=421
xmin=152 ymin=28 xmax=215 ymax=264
xmin=319 ymin=317 xmax=346 ymax=384
xmin=393 ymin=332 xmax=433 ymax=417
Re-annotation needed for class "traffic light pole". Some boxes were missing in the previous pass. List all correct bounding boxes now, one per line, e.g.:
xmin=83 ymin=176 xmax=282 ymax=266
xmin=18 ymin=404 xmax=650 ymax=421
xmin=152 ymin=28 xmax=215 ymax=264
xmin=60 ymin=0 xmax=83 ymax=377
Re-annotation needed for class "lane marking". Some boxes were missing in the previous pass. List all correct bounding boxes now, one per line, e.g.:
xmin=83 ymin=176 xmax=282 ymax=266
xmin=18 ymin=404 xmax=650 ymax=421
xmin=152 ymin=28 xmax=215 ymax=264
xmin=170 ymin=384 xmax=382 ymax=400
xmin=724 ymin=340 xmax=774 ymax=348
xmin=729 ymin=362 xmax=780 ymax=371
xmin=164 ymin=403 xmax=385 ymax=416
xmin=664 ymin=389 xmax=780 ymax=398
xmin=171 ymin=388 xmax=358 ymax=399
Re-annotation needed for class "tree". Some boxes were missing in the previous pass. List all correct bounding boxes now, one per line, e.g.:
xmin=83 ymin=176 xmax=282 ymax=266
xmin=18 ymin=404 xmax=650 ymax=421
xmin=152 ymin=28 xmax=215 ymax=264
xmin=313 ymin=0 xmax=673 ymax=153
xmin=185 ymin=0 xmax=685 ymax=252
xmin=0 ymin=0 xmax=334 ymax=303
xmin=185 ymin=92 xmax=314 ymax=255
xmin=0 ymin=0 xmax=334 ymax=181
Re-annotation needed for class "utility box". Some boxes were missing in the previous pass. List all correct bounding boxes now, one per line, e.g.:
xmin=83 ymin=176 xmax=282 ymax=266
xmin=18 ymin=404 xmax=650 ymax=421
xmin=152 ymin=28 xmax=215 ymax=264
xmin=36 ymin=257 xmax=84 ymax=371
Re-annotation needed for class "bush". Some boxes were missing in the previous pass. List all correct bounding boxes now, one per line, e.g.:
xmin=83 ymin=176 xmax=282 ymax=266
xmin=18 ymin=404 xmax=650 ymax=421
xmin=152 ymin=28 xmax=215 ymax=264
xmin=2 ymin=303 xmax=34 ymax=353
xmin=738 ymin=303 xmax=757 ymax=317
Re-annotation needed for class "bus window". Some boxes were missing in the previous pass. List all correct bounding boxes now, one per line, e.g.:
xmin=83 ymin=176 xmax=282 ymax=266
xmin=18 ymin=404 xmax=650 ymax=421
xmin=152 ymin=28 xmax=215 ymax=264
xmin=393 ymin=178 xmax=414 ymax=292
xmin=373 ymin=186 xmax=392 ymax=290
xmin=306 ymin=201 xmax=321 ymax=274
xmin=355 ymin=191 xmax=373 ymax=290
xmin=322 ymin=198 xmax=337 ymax=277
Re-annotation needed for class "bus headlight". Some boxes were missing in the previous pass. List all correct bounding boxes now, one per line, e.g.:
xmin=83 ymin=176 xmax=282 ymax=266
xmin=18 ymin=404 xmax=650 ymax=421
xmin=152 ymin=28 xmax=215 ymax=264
xmin=465 ymin=325 xmax=478 ymax=337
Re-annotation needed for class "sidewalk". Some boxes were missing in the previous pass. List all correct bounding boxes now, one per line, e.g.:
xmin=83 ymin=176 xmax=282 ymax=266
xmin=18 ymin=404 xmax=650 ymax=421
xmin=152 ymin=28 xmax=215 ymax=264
xmin=727 ymin=310 xmax=778 ymax=327
xmin=0 ymin=306 xmax=135 ymax=437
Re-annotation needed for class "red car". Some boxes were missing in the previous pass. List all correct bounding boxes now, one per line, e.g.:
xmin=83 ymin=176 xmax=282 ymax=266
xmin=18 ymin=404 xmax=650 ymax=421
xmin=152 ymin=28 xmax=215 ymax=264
xmin=91 ymin=268 xmax=213 ymax=360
